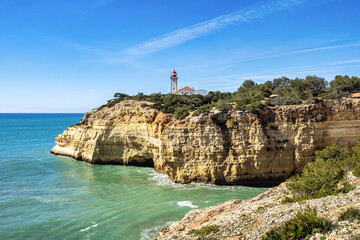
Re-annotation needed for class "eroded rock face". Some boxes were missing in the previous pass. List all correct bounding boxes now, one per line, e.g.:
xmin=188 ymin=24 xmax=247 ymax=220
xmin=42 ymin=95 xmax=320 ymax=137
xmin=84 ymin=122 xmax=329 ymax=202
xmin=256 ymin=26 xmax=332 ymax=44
xmin=51 ymin=99 xmax=360 ymax=186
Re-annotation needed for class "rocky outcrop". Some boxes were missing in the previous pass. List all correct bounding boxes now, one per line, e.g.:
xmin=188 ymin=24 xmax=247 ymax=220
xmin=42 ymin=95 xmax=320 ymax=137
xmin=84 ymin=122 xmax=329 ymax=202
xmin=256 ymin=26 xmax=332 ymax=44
xmin=51 ymin=98 xmax=360 ymax=186
xmin=154 ymin=173 xmax=360 ymax=240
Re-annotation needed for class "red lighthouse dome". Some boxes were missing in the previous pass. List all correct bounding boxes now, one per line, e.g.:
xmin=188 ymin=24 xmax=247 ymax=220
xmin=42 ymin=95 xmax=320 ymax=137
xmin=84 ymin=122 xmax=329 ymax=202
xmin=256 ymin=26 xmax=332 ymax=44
xmin=171 ymin=70 xmax=177 ymax=77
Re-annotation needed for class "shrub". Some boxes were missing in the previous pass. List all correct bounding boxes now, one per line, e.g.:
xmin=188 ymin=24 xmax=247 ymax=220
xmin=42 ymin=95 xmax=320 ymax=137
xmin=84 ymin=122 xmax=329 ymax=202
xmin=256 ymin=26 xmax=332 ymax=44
xmin=246 ymin=101 xmax=266 ymax=112
xmin=351 ymin=234 xmax=360 ymax=240
xmin=285 ymin=144 xmax=351 ymax=201
xmin=113 ymin=92 xmax=129 ymax=100
xmin=351 ymin=137 xmax=360 ymax=175
xmin=269 ymin=96 xmax=302 ymax=106
xmin=189 ymin=225 xmax=219 ymax=238
xmin=315 ymin=144 xmax=350 ymax=161
xmin=286 ymin=158 xmax=345 ymax=199
xmin=192 ymin=104 xmax=211 ymax=116
xmin=215 ymin=101 xmax=231 ymax=113
xmin=339 ymin=207 xmax=360 ymax=222
xmin=107 ymin=99 xmax=121 ymax=108
xmin=282 ymin=196 xmax=301 ymax=204
xmin=353 ymin=164 xmax=360 ymax=177
xmin=174 ymin=108 xmax=189 ymax=120
xmin=323 ymin=90 xmax=350 ymax=99
xmin=262 ymin=207 xmax=333 ymax=240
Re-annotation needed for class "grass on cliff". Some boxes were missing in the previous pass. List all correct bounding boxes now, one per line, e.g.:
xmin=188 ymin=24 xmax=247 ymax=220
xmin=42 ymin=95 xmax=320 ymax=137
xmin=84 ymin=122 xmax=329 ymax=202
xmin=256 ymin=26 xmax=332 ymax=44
xmin=189 ymin=225 xmax=219 ymax=239
xmin=339 ymin=207 xmax=360 ymax=222
xmin=262 ymin=207 xmax=333 ymax=240
xmin=108 ymin=75 xmax=360 ymax=119
xmin=283 ymin=138 xmax=360 ymax=203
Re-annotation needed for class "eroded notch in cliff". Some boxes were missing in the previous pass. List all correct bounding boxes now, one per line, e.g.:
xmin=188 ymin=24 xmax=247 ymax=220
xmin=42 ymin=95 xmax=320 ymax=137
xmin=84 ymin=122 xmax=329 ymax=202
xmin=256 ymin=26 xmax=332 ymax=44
xmin=93 ymin=156 xmax=155 ymax=167
xmin=211 ymin=115 xmax=232 ymax=154
xmin=127 ymin=156 xmax=155 ymax=167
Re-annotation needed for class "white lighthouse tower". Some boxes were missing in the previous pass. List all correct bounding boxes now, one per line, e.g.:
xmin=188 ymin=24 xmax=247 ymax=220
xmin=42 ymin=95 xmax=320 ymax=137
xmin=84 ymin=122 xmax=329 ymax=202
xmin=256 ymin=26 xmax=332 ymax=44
xmin=170 ymin=70 xmax=178 ymax=94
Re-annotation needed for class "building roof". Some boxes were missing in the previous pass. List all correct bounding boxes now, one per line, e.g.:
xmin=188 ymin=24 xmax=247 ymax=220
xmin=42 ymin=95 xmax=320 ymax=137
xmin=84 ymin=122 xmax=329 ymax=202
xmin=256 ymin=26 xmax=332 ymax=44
xmin=351 ymin=93 xmax=360 ymax=98
xmin=179 ymin=86 xmax=194 ymax=91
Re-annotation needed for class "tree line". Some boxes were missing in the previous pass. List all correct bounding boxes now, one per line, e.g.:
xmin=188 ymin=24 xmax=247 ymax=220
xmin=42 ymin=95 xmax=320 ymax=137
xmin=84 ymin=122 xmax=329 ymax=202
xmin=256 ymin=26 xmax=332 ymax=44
xmin=109 ymin=75 xmax=360 ymax=119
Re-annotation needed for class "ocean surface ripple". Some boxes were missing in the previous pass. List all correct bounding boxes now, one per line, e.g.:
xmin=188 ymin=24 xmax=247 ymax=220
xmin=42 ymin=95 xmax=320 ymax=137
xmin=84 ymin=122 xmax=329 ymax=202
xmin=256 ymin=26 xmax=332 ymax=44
xmin=0 ymin=113 xmax=267 ymax=240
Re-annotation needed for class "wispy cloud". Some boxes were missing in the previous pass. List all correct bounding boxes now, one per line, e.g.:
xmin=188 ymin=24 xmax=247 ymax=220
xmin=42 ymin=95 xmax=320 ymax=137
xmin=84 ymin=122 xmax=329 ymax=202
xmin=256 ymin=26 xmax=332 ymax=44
xmin=124 ymin=0 xmax=302 ymax=56
xmin=261 ymin=42 xmax=360 ymax=59
xmin=174 ymin=41 xmax=360 ymax=74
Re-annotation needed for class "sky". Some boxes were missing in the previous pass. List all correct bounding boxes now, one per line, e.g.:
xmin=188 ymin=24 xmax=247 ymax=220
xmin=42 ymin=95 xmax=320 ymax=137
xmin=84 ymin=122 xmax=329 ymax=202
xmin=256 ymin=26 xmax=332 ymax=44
xmin=0 ymin=0 xmax=360 ymax=113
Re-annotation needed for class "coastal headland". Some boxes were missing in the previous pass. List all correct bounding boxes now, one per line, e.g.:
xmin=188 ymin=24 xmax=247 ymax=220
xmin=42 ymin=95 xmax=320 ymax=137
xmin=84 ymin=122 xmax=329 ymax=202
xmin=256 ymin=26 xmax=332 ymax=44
xmin=51 ymin=97 xmax=360 ymax=187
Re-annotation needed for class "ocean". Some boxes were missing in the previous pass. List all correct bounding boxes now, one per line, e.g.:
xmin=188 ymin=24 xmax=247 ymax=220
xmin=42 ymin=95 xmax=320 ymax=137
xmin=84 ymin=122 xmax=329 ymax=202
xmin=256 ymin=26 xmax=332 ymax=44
xmin=0 ymin=113 xmax=267 ymax=240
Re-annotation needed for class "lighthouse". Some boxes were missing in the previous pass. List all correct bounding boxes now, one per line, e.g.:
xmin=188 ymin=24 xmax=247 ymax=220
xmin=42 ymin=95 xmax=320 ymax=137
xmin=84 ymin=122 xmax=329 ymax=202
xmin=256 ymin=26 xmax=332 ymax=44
xmin=170 ymin=70 xmax=178 ymax=94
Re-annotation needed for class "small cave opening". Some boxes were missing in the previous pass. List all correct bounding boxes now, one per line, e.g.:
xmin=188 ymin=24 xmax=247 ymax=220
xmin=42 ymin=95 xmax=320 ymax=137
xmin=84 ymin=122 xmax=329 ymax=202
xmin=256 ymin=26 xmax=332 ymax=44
xmin=127 ymin=158 xmax=154 ymax=168
xmin=93 ymin=156 xmax=155 ymax=168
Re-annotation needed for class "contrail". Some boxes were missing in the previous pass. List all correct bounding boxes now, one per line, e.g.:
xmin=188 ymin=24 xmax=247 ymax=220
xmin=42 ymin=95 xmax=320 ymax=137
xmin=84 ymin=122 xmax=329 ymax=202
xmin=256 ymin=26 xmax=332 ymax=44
xmin=124 ymin=0 xmax=302 ymax=56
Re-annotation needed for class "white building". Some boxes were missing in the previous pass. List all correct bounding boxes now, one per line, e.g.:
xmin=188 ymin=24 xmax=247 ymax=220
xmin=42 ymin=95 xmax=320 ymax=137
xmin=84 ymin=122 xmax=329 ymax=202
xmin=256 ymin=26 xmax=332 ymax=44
xmin=179 ymin=86 xmax=195 ymax=95
xmin=170 ymin=70 xmax=207 ymax=96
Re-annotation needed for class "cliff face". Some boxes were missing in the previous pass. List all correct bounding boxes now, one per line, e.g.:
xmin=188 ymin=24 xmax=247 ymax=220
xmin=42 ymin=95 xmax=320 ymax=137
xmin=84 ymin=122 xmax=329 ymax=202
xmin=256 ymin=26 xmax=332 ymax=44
xmin=51 ymin=98 xmax=360 ymax=186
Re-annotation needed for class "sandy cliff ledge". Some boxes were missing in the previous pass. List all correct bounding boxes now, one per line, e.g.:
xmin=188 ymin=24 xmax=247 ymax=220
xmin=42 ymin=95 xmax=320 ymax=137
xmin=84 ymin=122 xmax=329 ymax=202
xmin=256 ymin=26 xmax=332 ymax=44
xmin=51 ymin=98 xmax=360 ymax=186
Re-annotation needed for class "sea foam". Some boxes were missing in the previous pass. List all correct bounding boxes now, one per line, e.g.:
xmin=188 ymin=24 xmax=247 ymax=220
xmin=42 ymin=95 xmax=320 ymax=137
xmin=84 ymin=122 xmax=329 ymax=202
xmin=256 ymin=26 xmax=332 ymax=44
xmin=140 ymin=220 xmax=176 ymax=240
xmin=80 ymin=222 xmax=98 ymax=232
xmin=177 ymin=201 xmax=198 ymax=208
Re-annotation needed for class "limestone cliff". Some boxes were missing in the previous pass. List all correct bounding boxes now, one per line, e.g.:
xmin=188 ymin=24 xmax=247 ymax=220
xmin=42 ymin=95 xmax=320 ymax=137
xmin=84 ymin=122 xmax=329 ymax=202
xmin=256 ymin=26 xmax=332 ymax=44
xmin=51 ymin=98 xmax=360 ymax=186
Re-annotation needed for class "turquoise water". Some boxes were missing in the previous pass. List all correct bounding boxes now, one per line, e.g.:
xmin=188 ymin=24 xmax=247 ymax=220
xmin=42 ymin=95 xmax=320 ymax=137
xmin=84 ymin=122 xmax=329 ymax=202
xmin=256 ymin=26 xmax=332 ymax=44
xmin=0 ymin=114 xmax=267 ymax=240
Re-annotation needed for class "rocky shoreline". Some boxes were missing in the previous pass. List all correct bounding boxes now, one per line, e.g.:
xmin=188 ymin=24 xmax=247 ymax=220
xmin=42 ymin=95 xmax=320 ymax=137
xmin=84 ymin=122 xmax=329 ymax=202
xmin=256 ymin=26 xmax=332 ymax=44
xmin=154 ymin=172 xmax=360 ymax=239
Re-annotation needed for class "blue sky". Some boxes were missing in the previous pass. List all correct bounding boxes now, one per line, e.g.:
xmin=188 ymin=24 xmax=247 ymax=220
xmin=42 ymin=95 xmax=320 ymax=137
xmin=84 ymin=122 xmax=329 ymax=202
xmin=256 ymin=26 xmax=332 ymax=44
xmin=1 ymin=0 xmax=360 ymax=112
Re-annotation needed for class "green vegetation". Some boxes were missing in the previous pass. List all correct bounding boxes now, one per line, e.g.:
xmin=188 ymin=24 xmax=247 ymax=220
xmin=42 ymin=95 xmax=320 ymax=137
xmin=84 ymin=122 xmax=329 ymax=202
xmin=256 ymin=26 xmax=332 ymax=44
xmin=285 ymin=145 xmax=350 ymax=201
xmin=108 ymin=75 xmax=360 ymax=119
xmin=284 ymin=138 xmax=360 ymax=202
xmin=351 ymin=234 xmax=360 ymax=240
xmin=189 ymin=225 xmax=219 ymax=238
xmin=262 ymin=207 xmax=333 ymax=240
xmin=330 ymin=75 xmax=360 ymax=93
xmin=353 ymin=164 xmax=360 ymax=177
xmin=339 ymin=207 xmax=360 ymax=222
xmin=352 ymin=137 xmax=360 ymax=177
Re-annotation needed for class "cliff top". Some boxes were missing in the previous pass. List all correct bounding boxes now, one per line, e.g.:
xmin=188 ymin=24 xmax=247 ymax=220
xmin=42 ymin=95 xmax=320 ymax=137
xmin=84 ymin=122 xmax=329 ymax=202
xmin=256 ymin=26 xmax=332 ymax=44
xmin=109 ymin=75 xmax=360 ymax=120
xmin=78 ymin=97 xmax=360 ymax=127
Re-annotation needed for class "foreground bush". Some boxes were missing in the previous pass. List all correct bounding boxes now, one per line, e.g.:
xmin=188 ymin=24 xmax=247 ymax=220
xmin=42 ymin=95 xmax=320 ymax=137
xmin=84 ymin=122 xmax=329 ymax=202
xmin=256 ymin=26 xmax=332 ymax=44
xmin=339 ymin=207 xmax=360 ymax=222
xmin=284 ymin=138 xmax=360 ymax=202
xmin=353 ymin=164 xmax=360 ymax=177
xmin=262 ymin=208 xmax=333 ymax=240
xmin=285 ymin=145 xmax=351 ymax=201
